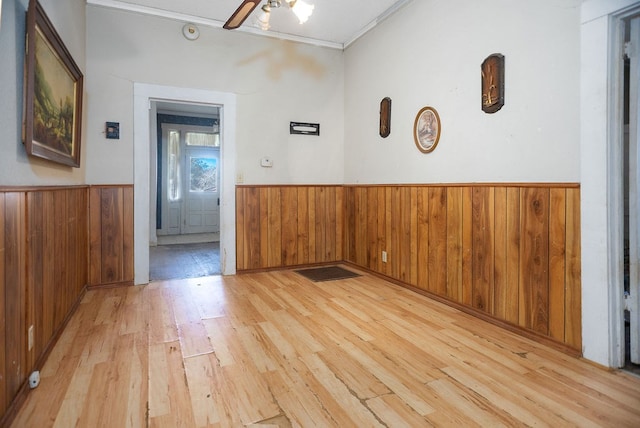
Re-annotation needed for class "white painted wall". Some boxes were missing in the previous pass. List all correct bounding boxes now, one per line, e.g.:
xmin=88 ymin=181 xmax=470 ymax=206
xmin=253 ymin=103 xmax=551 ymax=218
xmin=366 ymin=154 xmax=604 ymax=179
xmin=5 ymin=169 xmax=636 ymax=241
xmin=85 ymin=6 xmax=345 ymax=185
xmin=0 ymin=0 xmax=86 ymax=185
xmin=344 ymin=0 xmax=582 ymax=184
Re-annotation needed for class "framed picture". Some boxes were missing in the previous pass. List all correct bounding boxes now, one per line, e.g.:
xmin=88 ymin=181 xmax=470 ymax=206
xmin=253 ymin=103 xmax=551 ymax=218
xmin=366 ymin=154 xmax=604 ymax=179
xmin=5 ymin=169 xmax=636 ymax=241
xmin=481 ymin=53 xmax=505 ymax=113
xmin=413 ymin=106 xmax=440 ymax=153
xmin=23 ymin=0 xmax=83 ymax=167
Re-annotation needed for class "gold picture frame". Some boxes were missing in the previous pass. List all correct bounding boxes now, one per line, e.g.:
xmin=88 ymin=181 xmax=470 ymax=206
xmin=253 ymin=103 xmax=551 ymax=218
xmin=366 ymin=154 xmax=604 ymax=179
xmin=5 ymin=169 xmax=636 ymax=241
xmin=23 ymin=0 xmax=83 ymax=167
xmin=413 ymin=106 xmax=440 ymax=153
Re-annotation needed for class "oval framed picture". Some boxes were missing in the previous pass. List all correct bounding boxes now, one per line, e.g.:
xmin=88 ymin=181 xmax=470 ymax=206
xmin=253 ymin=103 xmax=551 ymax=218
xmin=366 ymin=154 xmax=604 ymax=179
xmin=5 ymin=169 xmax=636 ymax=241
xmin=413 ymin=106 xmax=441 ymax=153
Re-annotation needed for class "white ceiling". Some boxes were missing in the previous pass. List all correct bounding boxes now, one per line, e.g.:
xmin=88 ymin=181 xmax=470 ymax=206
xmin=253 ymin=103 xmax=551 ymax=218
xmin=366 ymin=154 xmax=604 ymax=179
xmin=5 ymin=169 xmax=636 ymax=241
xmin=87 ymin=0 xmax=413 ymax=49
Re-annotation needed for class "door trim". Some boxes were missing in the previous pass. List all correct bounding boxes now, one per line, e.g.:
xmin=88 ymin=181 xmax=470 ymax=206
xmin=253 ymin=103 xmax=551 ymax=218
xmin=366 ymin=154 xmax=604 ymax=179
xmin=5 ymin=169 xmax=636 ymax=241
xmin=581 ymin=0 xmax=640 ymax=367
xmin=134 ymin=83 xmax=237 ymax=284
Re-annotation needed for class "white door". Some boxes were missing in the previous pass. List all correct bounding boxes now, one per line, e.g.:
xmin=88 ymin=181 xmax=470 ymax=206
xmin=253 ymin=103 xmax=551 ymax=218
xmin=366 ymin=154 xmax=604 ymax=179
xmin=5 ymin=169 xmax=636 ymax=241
xmin=158 ymin=123 xmax=220 ymax=236
xmin=183 ymin=146 xmax=220 ymax=234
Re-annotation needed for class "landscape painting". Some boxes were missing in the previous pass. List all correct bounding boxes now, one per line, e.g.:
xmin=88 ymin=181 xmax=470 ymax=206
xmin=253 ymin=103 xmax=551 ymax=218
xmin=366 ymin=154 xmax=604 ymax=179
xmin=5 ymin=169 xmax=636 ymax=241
xmin=24 ymin=0 xmax=83 ymax=167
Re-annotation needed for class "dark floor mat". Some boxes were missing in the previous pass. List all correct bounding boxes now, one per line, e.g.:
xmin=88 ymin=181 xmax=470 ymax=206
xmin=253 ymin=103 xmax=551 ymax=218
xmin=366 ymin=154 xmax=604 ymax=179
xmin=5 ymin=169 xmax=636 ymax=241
xmin=295 ymin=266 xmax=360 ymax=282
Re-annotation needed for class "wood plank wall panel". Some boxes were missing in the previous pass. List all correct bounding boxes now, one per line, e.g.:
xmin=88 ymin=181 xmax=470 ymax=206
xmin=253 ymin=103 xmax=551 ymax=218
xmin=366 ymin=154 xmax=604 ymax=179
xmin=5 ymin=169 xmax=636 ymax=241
xmin=565 ymin=189 xmax=582 ymax=350
xmin=343 ymin=184 xmax=582 ymax=351
xmin=0 ymin=192 xmax=27 ymax=412
xmin=0 ymin=186 xmax=90 ymax=424
xmin=0 ymin=194 xmax=6 ymax=414
xmin=4 ymin=193 xmax=25 ymax=408
xmin=27 ymin=192 xmax=43 ymax=374
xmin=236 ymin=186 xmax=344 ymax=271
xmin=28 ymin=189 xmax=88 ymax=360
xmin=88 ymin=185 xmax=134 ymax=287
xmin=472 ymin=187 xmax=495 ymax=314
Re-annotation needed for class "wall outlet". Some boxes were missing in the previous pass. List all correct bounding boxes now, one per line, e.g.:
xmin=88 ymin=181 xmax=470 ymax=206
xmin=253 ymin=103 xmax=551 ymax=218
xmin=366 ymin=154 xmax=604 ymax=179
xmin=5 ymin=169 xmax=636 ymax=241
xmin=236 ymin=172 xmax=244 ymax=184
xmin=382 ymin=251 xmax=387 ymax=263
xmin=28 ymin=325 xmax=34 ymax=351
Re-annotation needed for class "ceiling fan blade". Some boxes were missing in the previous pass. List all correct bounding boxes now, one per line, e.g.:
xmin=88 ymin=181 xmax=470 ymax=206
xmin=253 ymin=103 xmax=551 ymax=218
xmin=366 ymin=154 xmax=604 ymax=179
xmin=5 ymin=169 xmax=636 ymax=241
xmin=223 ymin=0 xmax=262 ymax=30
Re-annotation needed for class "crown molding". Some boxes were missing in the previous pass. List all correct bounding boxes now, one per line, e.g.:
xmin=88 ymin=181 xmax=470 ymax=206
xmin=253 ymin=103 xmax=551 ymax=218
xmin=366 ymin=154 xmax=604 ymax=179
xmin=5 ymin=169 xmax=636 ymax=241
xmin=344 ymin=0 xmax=413 ymax=48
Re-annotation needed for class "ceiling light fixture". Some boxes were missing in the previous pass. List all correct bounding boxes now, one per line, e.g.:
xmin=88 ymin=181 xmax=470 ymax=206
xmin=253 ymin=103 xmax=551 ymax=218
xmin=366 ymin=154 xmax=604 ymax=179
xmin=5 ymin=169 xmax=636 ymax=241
xmin=254 ymin=4 xmax=272 ymax=30
xmin=288 ymin=0 xmax=314 ymax=24
xmin=253 ymin=0 xmax=314 ymax=30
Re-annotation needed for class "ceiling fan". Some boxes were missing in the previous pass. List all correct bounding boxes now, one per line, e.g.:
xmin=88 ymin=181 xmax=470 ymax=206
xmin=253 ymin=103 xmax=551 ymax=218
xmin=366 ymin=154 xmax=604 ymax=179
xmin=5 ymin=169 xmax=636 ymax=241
xmin=223 ymin=0 xmax=314 ymax=31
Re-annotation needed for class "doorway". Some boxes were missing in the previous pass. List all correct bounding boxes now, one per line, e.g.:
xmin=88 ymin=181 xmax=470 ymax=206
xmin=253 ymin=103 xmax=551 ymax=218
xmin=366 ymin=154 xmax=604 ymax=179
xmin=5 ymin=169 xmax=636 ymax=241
xmin=150 ymin=104 xmax=222 ymax=280
xmin=133 ymin=83 xmax=237 ymax=285
xmin=624 ymin=14 xmax=640 ymax=374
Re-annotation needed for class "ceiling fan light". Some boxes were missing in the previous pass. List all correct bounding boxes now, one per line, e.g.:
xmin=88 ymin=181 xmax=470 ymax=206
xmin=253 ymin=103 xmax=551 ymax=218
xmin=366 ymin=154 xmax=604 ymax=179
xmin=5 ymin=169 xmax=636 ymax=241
xmin=288 ymin=0 xmax=314 ymax=24
xmin=254 ymin=4 xmax=271 ymax=30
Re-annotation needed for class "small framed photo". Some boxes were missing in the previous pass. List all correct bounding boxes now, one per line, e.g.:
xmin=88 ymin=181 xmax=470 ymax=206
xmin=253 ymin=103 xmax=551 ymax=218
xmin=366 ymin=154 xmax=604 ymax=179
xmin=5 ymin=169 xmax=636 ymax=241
xmin=23 ymin=0 xmax=84 ymax=167
xmin=413 ymin=106 xmax=441 ymax=153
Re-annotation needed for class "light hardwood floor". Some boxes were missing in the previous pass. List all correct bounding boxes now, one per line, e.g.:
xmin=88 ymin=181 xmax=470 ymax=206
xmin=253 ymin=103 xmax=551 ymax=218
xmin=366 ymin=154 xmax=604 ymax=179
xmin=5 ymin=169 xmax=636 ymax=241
xmin=10 ymin=267 xmax=640 ymax=427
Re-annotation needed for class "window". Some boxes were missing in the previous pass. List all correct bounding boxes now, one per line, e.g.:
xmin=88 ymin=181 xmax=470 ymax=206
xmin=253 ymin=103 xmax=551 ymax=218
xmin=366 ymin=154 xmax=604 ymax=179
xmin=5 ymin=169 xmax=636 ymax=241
xmin=185 ymin=131 xmax=219 ymax=147
xmin=189 ymin=157 xmax=217 ymax=192
xmin=167 ymin=130 xmax=181 ymax=201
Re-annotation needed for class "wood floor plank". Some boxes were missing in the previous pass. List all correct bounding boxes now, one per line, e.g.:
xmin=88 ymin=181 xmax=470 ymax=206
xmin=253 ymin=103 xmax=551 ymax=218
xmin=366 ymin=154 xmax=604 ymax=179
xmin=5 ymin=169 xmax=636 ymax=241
xmin=148 ymin=341 xmax=174 ymax=419
xmin=366 ymin=394 xmax=431 ymax=428
xmin=441 ymin=364 xmax=550 ymax=426
xmin=77 ymin=335 xmax=134 ymax=428
xmin=9 ymin=269 xmax=640 ymax=428
xmin=119 ymin=286 xmax=146 ymax=335
xmin=178 ymin=321 xmax=214 ymax=358
xmin=262 ymin=368 xmax=335 ymax=427
xmin=183 ymin=354 xmax=221 ymax=427
xmin=426 ymin=377 xmax=519 ymax=427
xmin=235 ymin=324 xmax=279 ymax=373
xmin=313 ymin=301 xmax=376 ymax=342
xmin=148 ymin=284 xmax=179 ymax=345
xmin=202 ymin=317 xmax=237 ymax=367
xmin=271 ymin=287 xmax=313 ymax=317
xmin=298 ymin=353 xmax=384 ymax=427
xmin=524 ymin=368 xmax=640 ymax=426
xmin=186 ymin=277 xmax=227 ymax=320
xmin=126 ymin=329 xmax=149 ymax=428
xmin=316 ymin=347 xmax=390 ymax=400
xmin=153 ymin=341 xmax=197 ymax=428
xmin=215 ymin=360 xmax=281 ymax=425
xmin=52 ymin=362 xmax=94 ymax=428
xmin=334 ymin=335 xmax=437 ymax=416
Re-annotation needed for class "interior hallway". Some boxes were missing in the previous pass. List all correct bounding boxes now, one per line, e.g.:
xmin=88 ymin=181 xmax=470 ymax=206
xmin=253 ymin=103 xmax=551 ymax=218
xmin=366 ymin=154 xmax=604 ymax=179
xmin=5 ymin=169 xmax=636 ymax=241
xmin=10 ymin=268 xmax=640 ymax=427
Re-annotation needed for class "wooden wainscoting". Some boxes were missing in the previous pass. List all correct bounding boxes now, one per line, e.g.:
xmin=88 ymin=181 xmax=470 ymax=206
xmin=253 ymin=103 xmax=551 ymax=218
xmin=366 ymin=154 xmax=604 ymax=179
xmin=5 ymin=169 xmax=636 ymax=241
xmin=0 ymin=186 xmax=89 ymax=425
xmin=344 ymin=184 xmax=581 ymax=351
xmin=88 ymin=185 xmax=134 ymax=287
xmin=236 ymin=183 xmax=581 ymax=351
xmin=236 ymin=185 xmax=344 ymax=271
